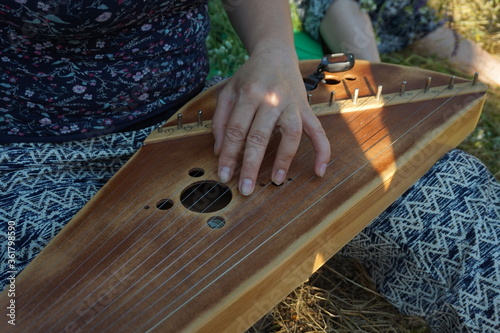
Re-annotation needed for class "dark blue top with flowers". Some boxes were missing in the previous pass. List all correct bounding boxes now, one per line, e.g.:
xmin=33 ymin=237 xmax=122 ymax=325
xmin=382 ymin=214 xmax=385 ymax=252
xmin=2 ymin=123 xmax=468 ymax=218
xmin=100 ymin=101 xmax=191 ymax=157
xmin=0 ymin=0 xmax=209 ymax=142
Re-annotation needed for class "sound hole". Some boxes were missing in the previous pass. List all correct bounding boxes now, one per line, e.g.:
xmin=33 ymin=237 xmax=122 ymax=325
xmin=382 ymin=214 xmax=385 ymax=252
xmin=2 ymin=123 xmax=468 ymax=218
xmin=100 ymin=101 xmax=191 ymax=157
xmin=207 ymin=216 xmax=226 ymax=229
xmin=180 ymin=181 xmax=232 ymax=213
xmin=188 ymin=168 xmax=205 ymax=177
xmin=156 ymin=199 xmax=174 ymax=210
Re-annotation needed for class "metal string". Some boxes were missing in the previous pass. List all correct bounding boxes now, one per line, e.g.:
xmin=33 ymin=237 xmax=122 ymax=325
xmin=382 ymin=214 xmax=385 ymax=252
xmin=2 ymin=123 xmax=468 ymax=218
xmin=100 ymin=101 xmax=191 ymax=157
xmin=25 ymin=77 xmax=475 ymax=331
xmin=81 ymin=97 xmax=383 ymax=332
xmin=132 ymin=83 xmax=474 ymax=332
xmin=50 ymin=79 xmax=460 ymax=330
xmin=34 ymin=83 xmax=374 ymax=331
xmin=94 ymin=84 xmax=460 ymax=332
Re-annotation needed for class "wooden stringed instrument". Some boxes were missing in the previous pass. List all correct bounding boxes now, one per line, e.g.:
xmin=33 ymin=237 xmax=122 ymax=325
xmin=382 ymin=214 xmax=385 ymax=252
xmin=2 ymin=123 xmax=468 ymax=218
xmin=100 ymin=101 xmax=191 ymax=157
xmin=0 ymin=58 xmax=488 ymax=332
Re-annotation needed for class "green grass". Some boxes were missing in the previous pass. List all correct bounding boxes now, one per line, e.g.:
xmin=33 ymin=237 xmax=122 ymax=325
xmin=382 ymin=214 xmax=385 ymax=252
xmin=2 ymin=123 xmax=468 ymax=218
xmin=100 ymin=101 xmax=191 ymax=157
xmin=206 ymin=1 xmax=247 ymax=78
xmin=206 ymin=0 xmax=499 ymax=331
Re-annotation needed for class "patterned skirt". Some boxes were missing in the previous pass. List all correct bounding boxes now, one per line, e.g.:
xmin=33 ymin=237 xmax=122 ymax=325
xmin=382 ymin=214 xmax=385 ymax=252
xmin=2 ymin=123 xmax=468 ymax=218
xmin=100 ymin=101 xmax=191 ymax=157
xmin=1 ymin=131 xmax=498 ymax=332
xmin=293 ymin=0 xmax=443 ymax=54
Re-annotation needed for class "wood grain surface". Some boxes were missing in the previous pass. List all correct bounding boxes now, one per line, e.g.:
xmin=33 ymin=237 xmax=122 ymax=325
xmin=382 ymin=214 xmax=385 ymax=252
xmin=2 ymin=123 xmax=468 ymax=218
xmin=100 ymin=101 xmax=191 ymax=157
xmin=0 ymin=60 xmax=487 ymax=333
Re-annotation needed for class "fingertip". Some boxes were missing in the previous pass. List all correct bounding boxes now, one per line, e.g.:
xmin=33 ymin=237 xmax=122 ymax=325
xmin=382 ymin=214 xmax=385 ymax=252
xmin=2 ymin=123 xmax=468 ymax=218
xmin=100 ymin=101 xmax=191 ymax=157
xmin=315 ymin=148 xmax=331 ymax=177
xmin=317 ymin=163 xmax=327 ymax=178
xmin=272 ymin=168 xmax=286 ymax=186
xmin=218 ymin=166 xmax=231 ymax=183
xmin=239 ymin=178 xmax=254 ymax=196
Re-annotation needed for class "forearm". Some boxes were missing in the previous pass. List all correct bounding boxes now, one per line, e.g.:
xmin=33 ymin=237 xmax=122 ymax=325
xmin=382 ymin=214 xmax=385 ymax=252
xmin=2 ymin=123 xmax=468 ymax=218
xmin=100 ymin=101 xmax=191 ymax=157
xmin=223 ymin=0 xmax=296 ymax=56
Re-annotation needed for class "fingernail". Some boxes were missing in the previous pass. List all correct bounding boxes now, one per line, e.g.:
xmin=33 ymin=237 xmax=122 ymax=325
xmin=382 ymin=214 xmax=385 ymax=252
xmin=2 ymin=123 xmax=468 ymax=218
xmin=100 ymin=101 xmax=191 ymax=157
xmin=219 ymin=166 xmax=231 ymax=183
xmin=319 ymin=163 xmax=327 ymax=177
xmin=239 ymin=178 xmax=254 ymax=196
xmin=273 ymin=169 xmax=286 ymax=185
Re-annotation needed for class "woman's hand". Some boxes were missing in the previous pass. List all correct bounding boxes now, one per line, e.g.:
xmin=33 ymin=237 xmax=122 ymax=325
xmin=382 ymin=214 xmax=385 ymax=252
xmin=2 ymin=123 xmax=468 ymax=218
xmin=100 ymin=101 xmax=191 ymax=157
xmin=212 ymin=46 xmax=331 ymax=196
xmin=213 ymin=0 xmax=331 ymax=196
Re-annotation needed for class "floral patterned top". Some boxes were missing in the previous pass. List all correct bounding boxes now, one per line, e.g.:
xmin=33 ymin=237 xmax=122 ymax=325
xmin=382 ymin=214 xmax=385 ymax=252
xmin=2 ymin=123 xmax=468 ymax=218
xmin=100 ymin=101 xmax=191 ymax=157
xmin=0 ymin=0 xmax=209 ymax=142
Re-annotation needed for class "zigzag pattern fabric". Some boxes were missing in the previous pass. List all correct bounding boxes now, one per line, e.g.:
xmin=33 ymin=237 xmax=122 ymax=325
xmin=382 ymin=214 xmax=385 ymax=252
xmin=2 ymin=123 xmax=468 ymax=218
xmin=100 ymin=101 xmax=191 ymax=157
xmin=1 ymin=132 xmax=498 ymax=332
xmin=340 ymin=149 xmax=499 ymax=332
xmin=0 ymin=126 xmax=153 ymax=285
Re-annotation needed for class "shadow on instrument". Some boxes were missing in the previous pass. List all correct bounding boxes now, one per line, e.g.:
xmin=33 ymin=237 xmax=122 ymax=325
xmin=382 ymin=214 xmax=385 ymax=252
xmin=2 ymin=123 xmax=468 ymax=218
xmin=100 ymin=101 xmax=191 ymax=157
xmin=0 ymin=59 xmax=486 ymax=333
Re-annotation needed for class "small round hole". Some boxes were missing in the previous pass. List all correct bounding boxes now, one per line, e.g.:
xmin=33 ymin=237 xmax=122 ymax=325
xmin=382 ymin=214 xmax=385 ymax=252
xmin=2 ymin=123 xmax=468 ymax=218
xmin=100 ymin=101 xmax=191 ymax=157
xmin=287 ymin=178 xmax=293 ymax=181
xmin=343 ymin=75 xmax=357 ymax=81
xmin=188 ymin=168 xmax=205 ymax=177
xmin=156 ymin=199 xmax=174 ymax=210
xmin=207 ymin=216 xmax=226 ymax=229
xmin=144 ymin=205 xmax=150 ymax=210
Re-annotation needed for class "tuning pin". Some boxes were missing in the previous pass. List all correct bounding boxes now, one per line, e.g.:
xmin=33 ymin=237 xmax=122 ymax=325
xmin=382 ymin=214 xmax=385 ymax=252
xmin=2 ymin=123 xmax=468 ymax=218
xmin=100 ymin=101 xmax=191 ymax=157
xmin=352 ymin=88 xmax=359 ymax=104
xmin=197 ymin=110 xmax=203 ymax=127
xmin=307 ymin=93 xmax=312 ymax=105
xmin=424 ymin=77 xmax=432 ymax=93
xmin=400 ymin=81 xmax=407 ymax=96
xmin=177 ymin=113 xmax=183 ymax=130
xmin=448 ymin=76 xmax=456 ymax=90
xmin=376 ymin=85 xmax=383 ymax=100
xmin=473 ymin=73 xmax=479 ymax=86
xmin=328 ymin=91 xmax=335 ymax=106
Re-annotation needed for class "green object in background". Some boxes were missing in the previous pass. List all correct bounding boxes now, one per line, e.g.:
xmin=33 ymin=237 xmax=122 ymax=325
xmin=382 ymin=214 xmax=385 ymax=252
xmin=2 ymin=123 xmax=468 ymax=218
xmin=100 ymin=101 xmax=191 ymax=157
xmin=294 ymin=31 xmax=323 ymax=60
